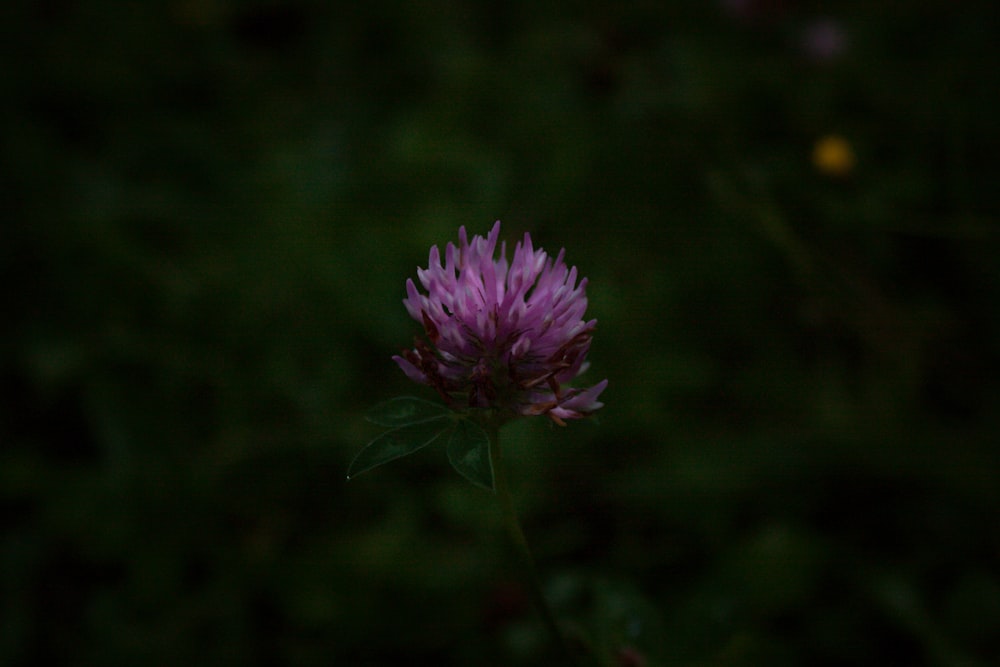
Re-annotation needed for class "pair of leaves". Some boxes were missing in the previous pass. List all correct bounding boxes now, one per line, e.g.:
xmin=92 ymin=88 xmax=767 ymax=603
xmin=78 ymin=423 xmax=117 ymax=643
xmin=347 ymin=397 xmax=494 ymax=491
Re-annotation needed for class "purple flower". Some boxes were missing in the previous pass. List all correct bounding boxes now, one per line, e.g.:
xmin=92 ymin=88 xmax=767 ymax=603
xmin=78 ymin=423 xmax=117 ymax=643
xmin=801 ymin=17 xmax=848 ymax=62
xmin=394 ymin=221 xmax=607 ymax=425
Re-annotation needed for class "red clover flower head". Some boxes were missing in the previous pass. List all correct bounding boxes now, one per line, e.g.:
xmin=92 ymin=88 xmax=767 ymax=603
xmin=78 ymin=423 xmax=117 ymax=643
xmin=394 ymin=221 xmax=607 ymax=424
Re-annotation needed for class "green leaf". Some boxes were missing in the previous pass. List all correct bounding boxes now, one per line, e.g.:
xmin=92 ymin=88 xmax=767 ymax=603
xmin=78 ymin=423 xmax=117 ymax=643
xmin=446 ymin=418 xmax=494 ymax=491
xmin=364 ymin=396 xmax=450 ymax=427
xmin=347 ymin=419 xmax=451 ymax=480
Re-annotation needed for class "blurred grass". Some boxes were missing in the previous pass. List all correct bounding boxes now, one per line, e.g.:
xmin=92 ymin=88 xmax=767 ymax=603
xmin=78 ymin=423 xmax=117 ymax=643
xmin=3 ymin=1 xmax=1000 ymax=665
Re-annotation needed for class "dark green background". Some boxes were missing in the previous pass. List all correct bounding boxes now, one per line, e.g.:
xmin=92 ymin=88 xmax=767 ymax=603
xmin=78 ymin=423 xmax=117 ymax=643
xmin=4 ymin=1 xmax=999 ymax=665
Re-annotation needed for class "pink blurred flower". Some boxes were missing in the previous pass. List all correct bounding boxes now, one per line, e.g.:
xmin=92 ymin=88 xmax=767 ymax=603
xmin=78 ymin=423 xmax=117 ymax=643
xmin=720 ymin=0 xmax=792 ymax=22
xmin=394 ymin=221 xmax=607 ymax=424
xmin=801 ymin=17 xmax=848 ymax=61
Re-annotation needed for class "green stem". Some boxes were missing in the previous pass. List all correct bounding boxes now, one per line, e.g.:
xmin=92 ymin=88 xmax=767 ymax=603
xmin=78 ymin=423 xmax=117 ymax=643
xmin=487 ymin=422 xmax=576 ymax=663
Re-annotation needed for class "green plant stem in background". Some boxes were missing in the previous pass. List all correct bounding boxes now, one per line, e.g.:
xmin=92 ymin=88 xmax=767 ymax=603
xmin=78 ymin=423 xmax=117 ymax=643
xmin=487 ymin=422 xmax=578 ymax=663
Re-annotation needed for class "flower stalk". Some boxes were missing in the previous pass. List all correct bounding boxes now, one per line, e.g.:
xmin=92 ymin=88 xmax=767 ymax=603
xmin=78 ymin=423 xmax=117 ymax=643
xmin=487 ymin=420 xmax=577 ymax=663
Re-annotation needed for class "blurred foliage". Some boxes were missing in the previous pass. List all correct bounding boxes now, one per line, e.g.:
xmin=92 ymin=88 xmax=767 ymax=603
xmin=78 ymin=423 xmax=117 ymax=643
xmin=3 ymin=1 xmax=1000 ymax=665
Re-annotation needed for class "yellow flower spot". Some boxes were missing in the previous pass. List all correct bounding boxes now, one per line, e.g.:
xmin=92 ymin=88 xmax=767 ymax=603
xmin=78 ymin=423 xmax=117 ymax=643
xmin=812 ymin=135 xmax=855 ymax=177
